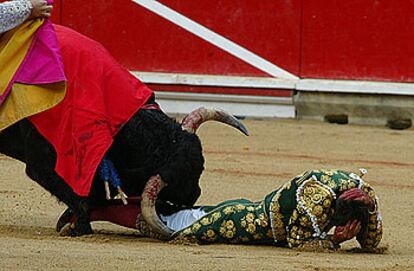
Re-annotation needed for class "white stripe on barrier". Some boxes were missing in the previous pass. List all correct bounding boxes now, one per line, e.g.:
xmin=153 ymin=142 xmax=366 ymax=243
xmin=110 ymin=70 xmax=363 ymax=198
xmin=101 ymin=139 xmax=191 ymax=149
xmin=154 ymin=91 xmax=293 ymax=105
xmin=132 ymin=71 xmax=295 ymax=89
xmin=297 ymin=79 xmax=414 ymax=96
xmin=155 ymin=91 xmax=296 ymax=118
xmin=132 ymin=71 xmax=414 ymax=96
xmin=131 ymin=0 xmax=299 ymax=81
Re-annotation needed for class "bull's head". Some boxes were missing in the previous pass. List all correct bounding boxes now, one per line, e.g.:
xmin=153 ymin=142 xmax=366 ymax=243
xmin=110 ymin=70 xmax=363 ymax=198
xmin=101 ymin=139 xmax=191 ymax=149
xmin=155 ymin=107 xmax=248 ymax=213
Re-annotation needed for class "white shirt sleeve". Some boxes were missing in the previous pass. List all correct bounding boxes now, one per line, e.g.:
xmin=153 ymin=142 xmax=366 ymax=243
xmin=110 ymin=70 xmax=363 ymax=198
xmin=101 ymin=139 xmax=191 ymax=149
xmin=0 ymin=0 xmax=32 ymax=34
xmin=160 ymin=208 xmax=207 ymax=232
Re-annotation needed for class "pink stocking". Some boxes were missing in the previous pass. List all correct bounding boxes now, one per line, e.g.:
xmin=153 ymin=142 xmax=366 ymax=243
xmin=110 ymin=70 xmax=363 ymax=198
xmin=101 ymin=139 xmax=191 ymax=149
xmin=89 ymin=197 xmax=141 ymax=229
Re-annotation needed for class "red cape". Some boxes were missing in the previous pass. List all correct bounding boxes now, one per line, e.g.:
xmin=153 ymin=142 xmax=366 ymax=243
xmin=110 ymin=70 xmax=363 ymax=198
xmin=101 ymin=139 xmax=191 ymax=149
xmin=29 ymin=25 xmax=153 ymax=196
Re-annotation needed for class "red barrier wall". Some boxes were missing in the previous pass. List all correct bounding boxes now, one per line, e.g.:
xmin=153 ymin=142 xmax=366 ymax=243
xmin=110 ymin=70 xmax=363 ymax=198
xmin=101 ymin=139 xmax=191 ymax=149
xmin=301 ymin=0 xmax=414 ymax=83
xmin=59 ymin=0 xmax=300 ymax=78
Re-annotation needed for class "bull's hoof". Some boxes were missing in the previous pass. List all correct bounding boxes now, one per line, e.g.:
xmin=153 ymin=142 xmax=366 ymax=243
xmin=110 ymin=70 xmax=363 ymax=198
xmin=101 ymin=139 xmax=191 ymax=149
xmin=74 ymin=221 xmax=93 ymax=236
xmin=59 ymin=223 xmax=75 ymax=236
xmin=57 ymin=208 xmax=93 ymax=236
xmin=56 ymin=208 xmax=75 ymax=232
xmin=59 ymin=222 xmax=93 ymax=237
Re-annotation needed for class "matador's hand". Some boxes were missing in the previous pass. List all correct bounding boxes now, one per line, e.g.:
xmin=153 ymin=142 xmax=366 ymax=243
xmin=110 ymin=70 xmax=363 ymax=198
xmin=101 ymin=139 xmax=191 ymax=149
xmin=29 ymin=0 xmax=53 ymax=19
xmin=332 ymin=219 xmax=361 ymax=245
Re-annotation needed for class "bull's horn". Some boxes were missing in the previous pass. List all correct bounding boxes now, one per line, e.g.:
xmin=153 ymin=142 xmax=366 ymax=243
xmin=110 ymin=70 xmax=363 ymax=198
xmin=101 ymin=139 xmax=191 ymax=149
xmin=181 ymin=107 xmax=249 ymax=136
xmin=141 ymin=175 xmax=174 ymax=239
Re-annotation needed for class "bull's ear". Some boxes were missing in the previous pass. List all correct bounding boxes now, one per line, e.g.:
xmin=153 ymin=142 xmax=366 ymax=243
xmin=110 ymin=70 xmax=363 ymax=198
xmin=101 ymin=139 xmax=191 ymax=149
xmin=181 ymin=107 xmax=249 ymax=135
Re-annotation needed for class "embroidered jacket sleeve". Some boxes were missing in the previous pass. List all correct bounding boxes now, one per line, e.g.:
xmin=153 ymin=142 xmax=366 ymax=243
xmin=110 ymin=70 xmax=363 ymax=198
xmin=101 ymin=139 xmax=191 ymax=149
xmin=356 ymin=182 xmax=383 ymax=248
xmin=286 ymin=177 xmax=338 ymax=250
xmin=0 ymin=0 xmax=32 ymax=34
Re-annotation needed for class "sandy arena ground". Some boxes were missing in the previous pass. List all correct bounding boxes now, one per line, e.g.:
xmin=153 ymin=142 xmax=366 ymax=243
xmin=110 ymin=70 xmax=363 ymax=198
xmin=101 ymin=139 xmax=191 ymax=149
xmin=0 ymin=118 xmax=413 ymax=270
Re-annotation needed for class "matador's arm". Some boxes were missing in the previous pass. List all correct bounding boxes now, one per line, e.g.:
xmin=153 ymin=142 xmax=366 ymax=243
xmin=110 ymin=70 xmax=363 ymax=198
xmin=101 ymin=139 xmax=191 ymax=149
xmin=356 ymin=183 xmax=383 ymax=249
xmin=286 ymin=179 xmax=338 ymax=251
xmin=0 ymin=0 xmax=32 ymax=34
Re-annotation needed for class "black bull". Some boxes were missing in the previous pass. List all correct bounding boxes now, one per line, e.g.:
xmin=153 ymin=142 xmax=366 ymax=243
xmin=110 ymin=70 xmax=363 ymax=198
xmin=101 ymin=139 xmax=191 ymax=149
xmin=0 ymin=97 xmax=248 ymax=236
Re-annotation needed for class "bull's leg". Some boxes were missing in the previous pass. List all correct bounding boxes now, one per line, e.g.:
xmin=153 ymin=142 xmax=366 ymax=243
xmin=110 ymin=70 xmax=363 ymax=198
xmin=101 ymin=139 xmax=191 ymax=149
xmin=55 ymin=174 xmax=119 ymax=234
xmin=0 ymin=120 xmax=26 ymax=161
xmin=21 ymin=121 xmax=92 ymax=236
xmin=25 ymin=163 xmax=93 ymax=235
